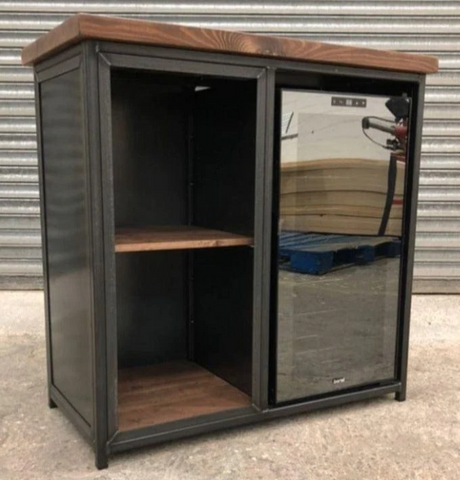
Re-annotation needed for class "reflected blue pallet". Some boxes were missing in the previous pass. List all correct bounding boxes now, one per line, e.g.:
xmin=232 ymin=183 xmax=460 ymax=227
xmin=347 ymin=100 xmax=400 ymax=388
xmin=279 ymin=231 xmax=401 ymax=275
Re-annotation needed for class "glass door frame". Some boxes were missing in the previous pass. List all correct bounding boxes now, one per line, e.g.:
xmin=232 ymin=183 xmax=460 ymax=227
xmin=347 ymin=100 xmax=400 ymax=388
xmin=267 ymin=70 xmax=425 ymax=407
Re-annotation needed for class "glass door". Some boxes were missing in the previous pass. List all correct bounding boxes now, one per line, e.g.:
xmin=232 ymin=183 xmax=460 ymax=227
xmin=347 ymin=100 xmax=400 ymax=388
xmin=273 ymin=89 xmax=410 ymax=403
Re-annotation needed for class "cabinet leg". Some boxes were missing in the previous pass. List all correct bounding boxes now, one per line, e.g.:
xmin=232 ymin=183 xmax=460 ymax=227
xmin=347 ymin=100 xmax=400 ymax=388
xmin=95 ymin=449 xmax=109 ymax=470
xmin=395 ymin=390 xmax=406 ymax=402
xmin=48 ymin=397 xmax=58 ymax=409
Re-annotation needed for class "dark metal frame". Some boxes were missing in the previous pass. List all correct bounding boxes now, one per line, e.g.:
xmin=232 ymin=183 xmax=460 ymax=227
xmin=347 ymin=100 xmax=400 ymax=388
xmin=96 ymin=50 xmax=268 ymax=462
xmin=33 ymin=38 xmax=426 ymax=469
xmin=267 ymin=77 xmax=424 ymax=406
xmin=35 ymin=46 xmax=95 ymax=447
xmin=395 ymin=77 xmax=425 ymax=402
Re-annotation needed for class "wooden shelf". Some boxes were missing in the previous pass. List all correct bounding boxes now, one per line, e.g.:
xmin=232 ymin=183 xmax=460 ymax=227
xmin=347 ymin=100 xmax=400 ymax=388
xmin=118 ymin=361 xmax=251 ymax=431
xmin=115 ymin=225 xmax=253 ymax=253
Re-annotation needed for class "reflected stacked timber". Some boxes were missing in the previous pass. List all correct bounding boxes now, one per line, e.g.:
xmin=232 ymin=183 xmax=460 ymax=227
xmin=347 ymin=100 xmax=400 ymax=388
xmin=280 ymin=158 xmax=405 ymax=236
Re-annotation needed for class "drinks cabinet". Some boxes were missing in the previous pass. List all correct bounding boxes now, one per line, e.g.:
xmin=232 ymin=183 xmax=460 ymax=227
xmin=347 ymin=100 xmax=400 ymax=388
xmin=22 ymin=14 xmax=438 ymax=469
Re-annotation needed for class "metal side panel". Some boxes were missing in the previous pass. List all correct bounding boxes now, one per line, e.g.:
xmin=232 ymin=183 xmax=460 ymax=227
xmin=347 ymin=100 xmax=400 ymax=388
xmin=38 ymin=58 xmax=94 ymax=427
xmin=1 ymin=2 xmax=460 ymax=291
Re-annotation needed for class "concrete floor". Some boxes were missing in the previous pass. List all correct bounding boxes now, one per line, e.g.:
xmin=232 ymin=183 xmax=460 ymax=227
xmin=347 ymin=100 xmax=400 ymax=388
xmin=0 ymin=291 xmax=459 ymax=479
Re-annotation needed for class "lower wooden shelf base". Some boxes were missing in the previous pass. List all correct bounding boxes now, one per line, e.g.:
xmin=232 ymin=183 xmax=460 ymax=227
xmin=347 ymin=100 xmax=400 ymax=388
xmin=117 ymin=361 xmax=251 ymax=431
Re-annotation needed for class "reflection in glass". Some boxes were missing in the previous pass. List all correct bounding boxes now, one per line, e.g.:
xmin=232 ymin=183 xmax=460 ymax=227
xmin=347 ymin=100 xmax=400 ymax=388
xmin=276 ymin=90 xmax=409 ymax=402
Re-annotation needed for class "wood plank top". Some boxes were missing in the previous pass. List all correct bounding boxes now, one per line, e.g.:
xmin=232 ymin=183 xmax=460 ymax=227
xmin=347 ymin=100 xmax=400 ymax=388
xmin=22 ymin=13 xmax=438 ymax=74
xmin=281 ymin=158 xmax=405 ymax=173
xmin=115 ymin=225 xmax=253 ymax=253
xmin=118 ymin=361 xmax=251 ymax=431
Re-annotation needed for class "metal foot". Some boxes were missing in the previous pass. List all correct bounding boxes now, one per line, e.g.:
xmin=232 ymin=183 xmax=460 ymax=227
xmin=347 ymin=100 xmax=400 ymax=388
xmin=95 ymin=451 xmax=109 ymax=470
xmin=48 ymin=398 xmax=58 ymax=409
xmin=395 ymin=391 xmax=406 ymax=402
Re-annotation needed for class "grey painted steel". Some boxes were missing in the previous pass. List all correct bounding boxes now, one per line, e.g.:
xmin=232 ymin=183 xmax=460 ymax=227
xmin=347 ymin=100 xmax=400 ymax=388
xmin=83 ymin=41 xmax=110 ymax=470
xmin=111 ymin=71 xmax=188 ymax=370
xmin=259 ymin=67 xmax=275 ymax=410
xmin=50 ymin=385 xmax=92 ymax=442
xmin=396 ymin=78 xmax=425 ymax=402
xmin=38 ymin=57 xmax=94 ymax=425
xmin=96 ymin=50 xmax=269 ymax=465
xmin=97 ymin=51 xmax=117 ymax=452
xmin=3 ymin=2 xmax=459 ymax=290
xmin=254 ymin=68 xmax=270 ymax=410
xmin=194 ymin=248 xmax=254 ymax=396
xmin=32 ymin=37 xmax=425 ymax=467
xmin=33 ymin=61 xmax=52 ymax=409
xmin=193 ymin=82 xmax=257 ymax=396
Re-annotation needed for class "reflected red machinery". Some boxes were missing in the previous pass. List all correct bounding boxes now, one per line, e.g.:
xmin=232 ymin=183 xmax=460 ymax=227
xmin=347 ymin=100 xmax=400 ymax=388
xmin=362 ymin=96 xmax=410 ymax=162
xmin=362 ymin=97 xmax=410 ymax=222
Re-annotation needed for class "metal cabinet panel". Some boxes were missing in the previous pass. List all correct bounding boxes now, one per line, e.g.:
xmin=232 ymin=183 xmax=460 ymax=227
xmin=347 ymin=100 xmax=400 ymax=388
xmin=39 ymin=67 xmax=94 ymax=425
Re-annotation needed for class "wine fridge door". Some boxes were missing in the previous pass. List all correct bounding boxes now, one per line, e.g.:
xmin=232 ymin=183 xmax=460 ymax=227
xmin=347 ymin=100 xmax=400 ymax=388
xmin=272 ymin=89 xmax=409 ymax=404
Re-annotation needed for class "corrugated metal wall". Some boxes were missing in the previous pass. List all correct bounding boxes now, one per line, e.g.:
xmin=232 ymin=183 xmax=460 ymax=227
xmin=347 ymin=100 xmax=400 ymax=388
xmin=0 ymin=1 xmax=459 ymax=292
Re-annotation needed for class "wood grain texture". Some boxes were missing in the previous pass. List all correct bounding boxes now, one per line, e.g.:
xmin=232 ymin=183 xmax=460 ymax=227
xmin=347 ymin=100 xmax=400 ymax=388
xmin=22 ymin=13 xmax=438 ymax=74
xmin=115 ymin=225 xmax=253 ymax=253
xmin=118 ymin=361 xmax=251 ymax=431
xmin=281 ymin=213 xmax=402 ymax=237
xmin=281 ymin=158 xmax=404 ymax=173
xmin=280 ymin=204 xmax=403 ymax=219
xmin=22 ymin=15 xmax=82 ymax=67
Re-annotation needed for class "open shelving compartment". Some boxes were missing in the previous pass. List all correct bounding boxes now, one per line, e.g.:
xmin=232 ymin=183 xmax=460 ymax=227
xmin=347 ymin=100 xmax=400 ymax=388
xmin=110 ymin=67 xmax=258 ymax=432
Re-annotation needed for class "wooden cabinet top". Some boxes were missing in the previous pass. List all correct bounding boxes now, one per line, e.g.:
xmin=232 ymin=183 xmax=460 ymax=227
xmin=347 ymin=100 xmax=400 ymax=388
xmin=22 ymin=13 xmax=438 ymax=74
